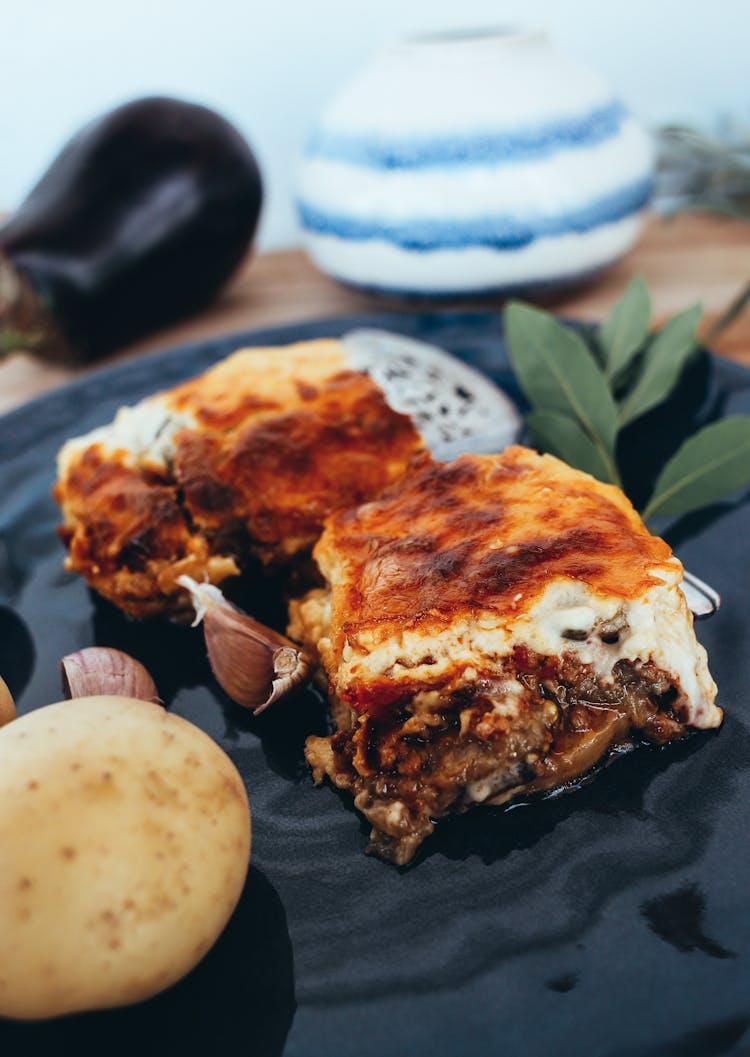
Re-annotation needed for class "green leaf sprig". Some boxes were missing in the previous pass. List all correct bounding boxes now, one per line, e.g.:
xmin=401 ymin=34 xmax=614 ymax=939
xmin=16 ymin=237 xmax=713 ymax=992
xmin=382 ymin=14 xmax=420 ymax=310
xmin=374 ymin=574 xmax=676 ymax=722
xmin=505 ymin=276 xmax=750 ymax=523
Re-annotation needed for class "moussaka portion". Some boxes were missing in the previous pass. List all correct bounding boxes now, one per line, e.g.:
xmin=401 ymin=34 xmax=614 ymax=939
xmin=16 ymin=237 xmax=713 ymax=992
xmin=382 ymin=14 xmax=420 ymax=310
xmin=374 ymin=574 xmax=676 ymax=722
xmin=291 ymin=447 xmax=720 ymax=865
xmin=54 ymin=339 xmax=423 ymax=618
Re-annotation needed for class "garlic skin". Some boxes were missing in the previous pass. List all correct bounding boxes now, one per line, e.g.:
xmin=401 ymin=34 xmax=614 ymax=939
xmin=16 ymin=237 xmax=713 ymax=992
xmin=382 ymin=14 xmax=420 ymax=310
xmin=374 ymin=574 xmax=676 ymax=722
xmin=0 ymin=675 xmax=15 ymax=727
xmin=177 ymin=576 xmax=312 ymax=714
xmin=61 ymin=648 xmax=160 ymax=704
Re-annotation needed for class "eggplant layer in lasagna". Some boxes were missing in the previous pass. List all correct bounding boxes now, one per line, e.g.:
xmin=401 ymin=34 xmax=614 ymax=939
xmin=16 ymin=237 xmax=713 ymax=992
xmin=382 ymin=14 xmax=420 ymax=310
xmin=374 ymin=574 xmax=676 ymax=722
xmin=290 ymin=447 xmax=720 ymax=865
xmin=54 ymin=339 xmax=423 ymax=618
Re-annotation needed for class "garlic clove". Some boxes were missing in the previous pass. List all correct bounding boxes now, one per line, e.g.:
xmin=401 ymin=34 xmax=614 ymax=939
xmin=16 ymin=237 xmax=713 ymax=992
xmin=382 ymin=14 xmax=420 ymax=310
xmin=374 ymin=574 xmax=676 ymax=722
xmin=177 ymin=575 xmax=312 ymax=714
xmin=0 ymin=675 xmax=15 ymax=727
xmin=61 ymin=647 xmax=160 ymax=703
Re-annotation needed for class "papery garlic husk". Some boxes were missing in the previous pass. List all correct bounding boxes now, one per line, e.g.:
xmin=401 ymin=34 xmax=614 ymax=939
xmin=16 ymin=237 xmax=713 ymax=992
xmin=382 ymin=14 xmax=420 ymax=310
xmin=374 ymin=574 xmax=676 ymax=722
xmin=0 ymin=675 xmax=15 ymax=727
xmin=177 ymin=575 xmax=312 ymax=714
xmin=61 ymin=647 xmax=160 ymax=703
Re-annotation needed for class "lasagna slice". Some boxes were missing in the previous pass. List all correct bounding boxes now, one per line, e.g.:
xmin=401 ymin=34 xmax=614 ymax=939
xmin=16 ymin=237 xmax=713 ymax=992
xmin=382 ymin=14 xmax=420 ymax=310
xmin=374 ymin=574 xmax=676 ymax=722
xmin=54 ymin=339 xmax=423 ymax=618
xmin=290 ymin=446 xmax=720 ymax=865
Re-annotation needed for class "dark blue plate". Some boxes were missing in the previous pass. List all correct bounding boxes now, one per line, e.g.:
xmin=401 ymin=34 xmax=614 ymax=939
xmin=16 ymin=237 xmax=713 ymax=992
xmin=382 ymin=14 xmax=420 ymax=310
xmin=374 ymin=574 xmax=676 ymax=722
xmin=2 ymin=312 xmax=750 ymax=1057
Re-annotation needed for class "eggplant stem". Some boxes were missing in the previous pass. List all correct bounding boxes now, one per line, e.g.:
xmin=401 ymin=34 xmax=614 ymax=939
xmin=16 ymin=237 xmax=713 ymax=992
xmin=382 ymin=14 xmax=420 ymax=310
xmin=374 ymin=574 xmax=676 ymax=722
xmin=0 ymin=252 xmax=72 ymax=361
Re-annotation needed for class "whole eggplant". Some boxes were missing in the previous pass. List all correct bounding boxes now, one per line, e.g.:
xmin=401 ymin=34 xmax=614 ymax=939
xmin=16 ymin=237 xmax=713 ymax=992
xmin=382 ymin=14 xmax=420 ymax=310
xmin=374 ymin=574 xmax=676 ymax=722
xmin=0 ymin=96 xmax=262 ymax=361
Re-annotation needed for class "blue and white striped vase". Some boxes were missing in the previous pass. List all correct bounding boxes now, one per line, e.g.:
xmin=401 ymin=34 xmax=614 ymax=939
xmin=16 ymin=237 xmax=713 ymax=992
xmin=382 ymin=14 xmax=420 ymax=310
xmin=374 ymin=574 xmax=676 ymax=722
xmin=296 ymin=29 xmax=654 ymax=296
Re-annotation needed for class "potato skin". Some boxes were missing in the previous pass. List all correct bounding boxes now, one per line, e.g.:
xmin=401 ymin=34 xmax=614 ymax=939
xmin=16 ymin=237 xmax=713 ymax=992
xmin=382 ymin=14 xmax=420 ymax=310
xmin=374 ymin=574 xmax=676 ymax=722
xmin=0 ymin=696 xmax=251 ymax=1020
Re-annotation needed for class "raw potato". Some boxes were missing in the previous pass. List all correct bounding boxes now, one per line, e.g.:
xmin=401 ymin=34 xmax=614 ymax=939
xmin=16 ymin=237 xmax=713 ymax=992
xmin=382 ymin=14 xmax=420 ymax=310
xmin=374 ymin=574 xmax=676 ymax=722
xmin=0 ymin=675 xmax=15 ymax=727
xmin=0 ymin=695 xmax=251 ymax=1021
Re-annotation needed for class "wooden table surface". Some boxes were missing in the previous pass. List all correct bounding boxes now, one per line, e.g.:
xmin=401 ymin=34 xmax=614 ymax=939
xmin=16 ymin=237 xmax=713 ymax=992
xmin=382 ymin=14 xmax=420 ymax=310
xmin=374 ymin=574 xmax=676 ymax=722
xmin=0 ymin=212 xmax=747 ymax=417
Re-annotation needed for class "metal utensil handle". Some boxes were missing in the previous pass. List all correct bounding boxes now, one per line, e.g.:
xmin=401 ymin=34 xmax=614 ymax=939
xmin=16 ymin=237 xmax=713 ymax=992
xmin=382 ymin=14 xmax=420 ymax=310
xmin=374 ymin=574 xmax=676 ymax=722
xmin=680 ymin=569 xmax=721 ymax=620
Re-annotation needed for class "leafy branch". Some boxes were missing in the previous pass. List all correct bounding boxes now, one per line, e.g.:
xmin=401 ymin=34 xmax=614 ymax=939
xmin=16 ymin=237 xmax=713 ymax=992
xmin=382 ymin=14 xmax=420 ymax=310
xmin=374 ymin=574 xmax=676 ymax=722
xmin=505 ymin=277 xmax=750 ymax=523
xmin=654 ymin=123 xmax=750 ymax=222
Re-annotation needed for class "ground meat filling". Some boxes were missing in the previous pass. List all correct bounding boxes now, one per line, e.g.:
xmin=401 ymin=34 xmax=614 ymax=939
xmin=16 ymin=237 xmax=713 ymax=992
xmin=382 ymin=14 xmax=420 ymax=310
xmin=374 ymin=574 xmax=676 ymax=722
xmin=304 ymin=651 xmax=689 ymax=865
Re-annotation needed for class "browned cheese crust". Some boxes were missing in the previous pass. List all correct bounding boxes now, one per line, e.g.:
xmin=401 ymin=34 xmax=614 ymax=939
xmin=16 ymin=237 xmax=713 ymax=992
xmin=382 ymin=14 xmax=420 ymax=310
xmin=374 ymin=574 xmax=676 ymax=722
xmin=54 ymin=340 xmax=423 ymax=618
xmin=306 ymin=447 xmax=675 ymax=717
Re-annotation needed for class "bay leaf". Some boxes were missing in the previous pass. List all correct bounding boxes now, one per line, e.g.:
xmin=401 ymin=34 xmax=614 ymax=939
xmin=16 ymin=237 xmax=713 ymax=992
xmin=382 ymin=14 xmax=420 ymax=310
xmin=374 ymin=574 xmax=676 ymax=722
xmin=505 ymin=302 xmax=619 ymax=455
xmin=617 ymin=303 xmax=702 ymax=428
xmin=527 ymin=411 xmax=620 ymax=485
xmin=600 ymin=274 xmax=651 ymax=384
xmin=642 ymin=415 xmax=750 ymax=520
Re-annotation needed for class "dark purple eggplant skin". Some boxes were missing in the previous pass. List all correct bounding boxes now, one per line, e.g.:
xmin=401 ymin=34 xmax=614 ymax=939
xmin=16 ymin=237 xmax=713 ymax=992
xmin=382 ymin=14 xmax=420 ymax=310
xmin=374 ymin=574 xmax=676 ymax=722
xmin=0 ymin=96 xmax=262 ymax=360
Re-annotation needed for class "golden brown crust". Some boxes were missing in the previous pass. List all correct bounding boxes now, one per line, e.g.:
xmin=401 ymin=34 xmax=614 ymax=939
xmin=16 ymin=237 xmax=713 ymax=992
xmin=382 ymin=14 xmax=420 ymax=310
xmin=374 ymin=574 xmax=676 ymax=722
xmin=55 ymin=340 xmax=423 ymax=618
xmin=316 ymin=446 xmax=674 ymax=663
xmin=54 ymin=446 xmax=240 ymax=619
xmin=174 ymin=368 xmax=422 ymax=564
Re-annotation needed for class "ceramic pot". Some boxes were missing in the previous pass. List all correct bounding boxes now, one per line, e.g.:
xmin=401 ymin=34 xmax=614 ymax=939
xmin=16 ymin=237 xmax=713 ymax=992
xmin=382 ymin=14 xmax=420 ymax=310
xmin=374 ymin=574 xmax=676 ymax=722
xmin=296 ymin=28 xmax=654 ymax=296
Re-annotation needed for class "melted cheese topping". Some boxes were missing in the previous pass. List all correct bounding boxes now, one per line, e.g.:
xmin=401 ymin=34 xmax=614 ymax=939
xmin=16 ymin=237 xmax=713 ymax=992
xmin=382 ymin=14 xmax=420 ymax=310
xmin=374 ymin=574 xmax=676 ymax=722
xmin=55 ymin=339 xmax=424 ymax=618
xmin=58 ymin=339 xmax=350 ymax=473
xmin=58 ymin=399 xmax=196 ymax=477
xmin=289 ymin=447 xmax=719 ymax=729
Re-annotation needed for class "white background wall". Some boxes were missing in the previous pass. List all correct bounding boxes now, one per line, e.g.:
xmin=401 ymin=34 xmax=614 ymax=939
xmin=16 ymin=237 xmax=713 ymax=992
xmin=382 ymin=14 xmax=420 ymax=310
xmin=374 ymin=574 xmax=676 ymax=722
xmin=2 ymin=0 xmax=746 ymax=248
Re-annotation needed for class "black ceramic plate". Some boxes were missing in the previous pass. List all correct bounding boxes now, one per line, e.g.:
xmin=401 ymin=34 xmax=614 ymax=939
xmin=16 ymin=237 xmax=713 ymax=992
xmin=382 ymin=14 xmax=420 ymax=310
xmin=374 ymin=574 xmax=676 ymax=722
xmin=2 ymin=312 xmax=750 ymax=1057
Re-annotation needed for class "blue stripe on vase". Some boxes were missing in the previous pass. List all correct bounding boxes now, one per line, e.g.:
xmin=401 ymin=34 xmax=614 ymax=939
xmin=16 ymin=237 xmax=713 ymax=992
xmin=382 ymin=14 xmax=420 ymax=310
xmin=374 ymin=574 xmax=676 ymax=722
xmin=297 ymin=175 xmax=653 ymax=252
xmin=305 ymin=99 xmax=628 ymax=170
